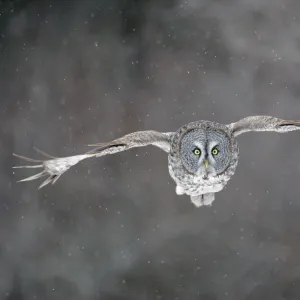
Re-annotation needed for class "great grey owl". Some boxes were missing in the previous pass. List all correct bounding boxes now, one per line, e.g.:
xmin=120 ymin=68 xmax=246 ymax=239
xmin=13 ymin=116 xmax=300 ymax=207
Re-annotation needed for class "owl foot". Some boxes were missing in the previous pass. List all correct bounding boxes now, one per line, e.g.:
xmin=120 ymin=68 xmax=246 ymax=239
xmin=190 ymin=193 xmax=215 ymax=208
xmin=176 ymin=185 xmax=185 ymax=195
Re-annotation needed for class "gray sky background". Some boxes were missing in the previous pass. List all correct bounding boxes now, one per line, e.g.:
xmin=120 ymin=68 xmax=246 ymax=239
xmin=2 ymin=0 xmax=300 ymax=299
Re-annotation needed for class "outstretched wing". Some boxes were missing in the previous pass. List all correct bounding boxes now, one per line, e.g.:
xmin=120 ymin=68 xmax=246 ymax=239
xmin=229 ymin=116 xmax=300 ymax=137
xmin=13 ymin=130 xmax=174 ymax=189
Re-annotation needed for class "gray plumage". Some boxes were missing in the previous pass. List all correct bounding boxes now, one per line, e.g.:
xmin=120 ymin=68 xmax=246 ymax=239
xmin=13 ymin=115 xmax=300 ymax=207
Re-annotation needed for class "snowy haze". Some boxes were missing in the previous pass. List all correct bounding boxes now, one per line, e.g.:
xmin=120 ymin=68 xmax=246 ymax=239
xmin=2 ymin=0 xmax=300 ymax=299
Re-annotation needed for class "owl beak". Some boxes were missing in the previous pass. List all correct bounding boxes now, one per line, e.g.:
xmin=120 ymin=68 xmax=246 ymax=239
xmin=204 ymin=160 xmax=209 ymax=169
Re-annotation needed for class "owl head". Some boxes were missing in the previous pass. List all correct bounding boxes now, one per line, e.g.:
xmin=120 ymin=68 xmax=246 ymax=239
xmin=179 ymin=127 xmax=232 ymax=178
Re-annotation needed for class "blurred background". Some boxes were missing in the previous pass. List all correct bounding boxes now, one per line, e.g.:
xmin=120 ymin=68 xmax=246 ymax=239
xmin=2 ymin=0 xmax=300 ymax=299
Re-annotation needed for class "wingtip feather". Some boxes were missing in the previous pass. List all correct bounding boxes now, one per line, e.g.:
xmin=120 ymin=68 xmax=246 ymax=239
xmin=12 ymin=165 xmax=43 ymax=169
xmin=12 ymin=153 xmax=43 ymax=163
xmin=87 ymin=143 xmax=105 ymax=147
xmin=16 ymin=171 xmax=47 ymax=183
xmin=38 ymin=177 xmax=53 ymax=189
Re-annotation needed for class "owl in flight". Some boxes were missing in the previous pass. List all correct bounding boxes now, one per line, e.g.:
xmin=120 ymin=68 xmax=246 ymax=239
xmin=13 ymin=116 xmax=300 ymax=207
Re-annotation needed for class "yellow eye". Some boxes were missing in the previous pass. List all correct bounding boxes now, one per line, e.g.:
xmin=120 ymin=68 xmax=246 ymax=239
xmin=211 ymin=148 xmax=219 ymax=155
xmin=193 ymin=148 xmax=201 ymax=155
